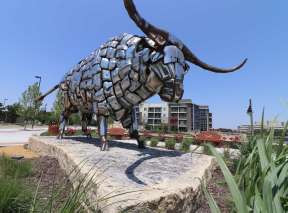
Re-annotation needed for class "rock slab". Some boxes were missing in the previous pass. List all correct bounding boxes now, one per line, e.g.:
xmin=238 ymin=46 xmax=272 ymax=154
xmin=28 ymin=136 xmax=216 ymax=213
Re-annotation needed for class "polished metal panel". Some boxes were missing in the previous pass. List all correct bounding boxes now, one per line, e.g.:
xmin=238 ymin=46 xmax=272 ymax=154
xmin=136 ymin=86 xmax=151 ymax=100
xmin=121 ymin=76 xmax=131 ymax=91
xmin=94 ymin=89 xmax=105 ymax=102
xmin=118 ymin=64 xmax=131 ymax=79
xmin=101 ymin=58 xmax=110 ymax=69
xmin=102 ymin=70 xmax=111 ymax=81
xmin=125 ymin=91 xmax=141 ymax=105
xmin=114 ymin=108 xmax=126 ymax=121
xmin=111 ymin=68 xmax=121 ymax=84
xmin=106 ymin=47 xmax=116 ymax=59
xmin=114 ymin=82 xmax=123 ymax=97
xmin=107 ymin=96 xmax=121 ymax=111
xmin=164 ymin=45 xmax=185 ymax=64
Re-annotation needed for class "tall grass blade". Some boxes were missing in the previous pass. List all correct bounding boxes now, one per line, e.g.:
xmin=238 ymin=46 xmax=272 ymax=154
xmin=261 ymin=107 xmax=265 ymax=138
xmin=207 ymin=144 xmax=248 ymax=213
xmin=30 ymin=172 xmax=42 ymax=213
xmin=200 ymin=179 xmax=221 ymax=213
xmin=256 ymin=139 xmax=269 ymax=171
xmin=278 ymin=121 xmax=288 ymax=156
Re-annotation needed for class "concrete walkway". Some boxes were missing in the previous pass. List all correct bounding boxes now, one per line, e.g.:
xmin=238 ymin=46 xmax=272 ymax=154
xmin=0 ymin=127 xmax=46 ymax=147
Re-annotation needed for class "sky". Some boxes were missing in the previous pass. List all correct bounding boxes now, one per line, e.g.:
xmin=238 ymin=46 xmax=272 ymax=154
xmin=0 ymin=0 xmax=287 ymax=129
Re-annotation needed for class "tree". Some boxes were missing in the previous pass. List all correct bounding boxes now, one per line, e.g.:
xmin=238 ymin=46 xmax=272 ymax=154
xmin=0 ymin=102 xmax=4 ymax=121
xmin=52 ymin=91 xmax=64 ymax=122
xmin=18 ymin=83 xmax=42 ymax=129
xmin=6 ymin=103 xmax=21 ymax=123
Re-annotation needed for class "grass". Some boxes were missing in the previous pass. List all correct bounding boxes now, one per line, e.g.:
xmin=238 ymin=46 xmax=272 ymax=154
xmin=0 ymin=155 xmax=139 ymax=212
xmin=165 ymin=138 xmax=176 ymax=150
xmin=204 ymin=113 xmax=288 ymax=212
xmin=150 ymin=138 xmax=159 ymax=147
xmin=0 ymin=156 xmax=32 ymax=178
xmin=0 ymin=156 xmax=34 ymax=213
xmin=180 ymin=138 xmax=194 ymax=152
xmin=0 ymin=177 xmax=33 ymax=213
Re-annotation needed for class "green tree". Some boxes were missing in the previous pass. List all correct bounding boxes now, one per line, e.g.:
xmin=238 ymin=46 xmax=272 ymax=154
xmin=6 ymin=103 xmax=21 ymax=123
xmin=0 ymin=102 xmax=4 ymax=121
xmin=52 ymin=91 xmax=64 ymax=122
xmin=18 ymin=83 xmax=42 ymax=129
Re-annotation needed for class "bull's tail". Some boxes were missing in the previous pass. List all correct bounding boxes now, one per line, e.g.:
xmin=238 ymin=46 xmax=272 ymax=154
xmin=36 ymin=84 xmax=60 ymax=102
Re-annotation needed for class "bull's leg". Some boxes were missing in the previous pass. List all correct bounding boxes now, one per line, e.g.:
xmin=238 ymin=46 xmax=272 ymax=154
xmin=81 ymin=113 xmax=92 ymax=138
xmin=57 ymin=111 xmax=71 ymax=140
xmin=98 ymin=115 xmax=108 ymax=151
xmin=129 ymin=107 xmax=145 ymax=149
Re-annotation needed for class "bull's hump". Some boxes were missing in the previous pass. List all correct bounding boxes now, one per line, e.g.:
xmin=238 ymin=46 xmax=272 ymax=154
xmin=63 ymin=33 xmax=152 ymax=121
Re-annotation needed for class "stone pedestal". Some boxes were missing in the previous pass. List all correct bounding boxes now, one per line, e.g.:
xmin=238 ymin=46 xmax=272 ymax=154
xmin=28 ymin=136 xmax=216 ymax=213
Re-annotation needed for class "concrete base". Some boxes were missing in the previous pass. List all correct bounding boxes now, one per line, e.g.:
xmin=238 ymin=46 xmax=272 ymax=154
xmin=28 ymin=136 xmax=216 ymax=213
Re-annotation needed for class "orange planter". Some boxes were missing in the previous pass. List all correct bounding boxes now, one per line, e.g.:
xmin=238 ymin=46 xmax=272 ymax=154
xmin=48 ymin=122 xmax=59 ymax=136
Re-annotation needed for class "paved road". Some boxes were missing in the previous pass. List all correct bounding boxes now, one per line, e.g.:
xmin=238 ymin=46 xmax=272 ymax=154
xmin=0 ymin=128 xmax=46 ymax=147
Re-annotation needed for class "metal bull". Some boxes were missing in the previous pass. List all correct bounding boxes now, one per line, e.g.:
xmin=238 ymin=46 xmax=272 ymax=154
xmin=37 ymin=0 xmax=247 ymax=151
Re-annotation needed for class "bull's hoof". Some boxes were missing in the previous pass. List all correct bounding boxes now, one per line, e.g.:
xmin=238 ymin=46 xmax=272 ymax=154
xmin=57 ymin=135 xmax=63 ymax=140
xmin=85 ymin=134 xmax=92 ymax=139
xmin=100 ymin=142 xmax=109 ymax=151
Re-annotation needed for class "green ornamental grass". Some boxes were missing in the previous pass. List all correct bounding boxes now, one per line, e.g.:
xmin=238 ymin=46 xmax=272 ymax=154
xmin=204 ymin=115 xmax=288 ymax=212
xmin=150 ymin=138 xmax=159 ymax=147
xmin=165 ymin=139 xmax=176 ymax=150
xmin=181 ymin=138 xmax=194 ymax=152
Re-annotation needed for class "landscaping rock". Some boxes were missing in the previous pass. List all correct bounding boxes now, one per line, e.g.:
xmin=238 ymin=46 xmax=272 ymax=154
xmin=28 ymin=136 xmax=216 ymax=213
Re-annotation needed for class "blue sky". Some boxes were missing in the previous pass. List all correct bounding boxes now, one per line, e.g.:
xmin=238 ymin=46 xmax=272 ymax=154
xmin=0 ymin=0 xmax=287 ymax=128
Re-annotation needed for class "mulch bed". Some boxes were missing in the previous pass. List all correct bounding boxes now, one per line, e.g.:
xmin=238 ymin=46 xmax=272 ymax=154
xmin=196 ymin=167 xmax=232 ymax=213
xmin=25 ymin=156 xmax=73 ymax=210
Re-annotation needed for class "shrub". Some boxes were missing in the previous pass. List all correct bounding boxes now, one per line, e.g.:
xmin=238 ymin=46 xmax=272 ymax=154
xmin=158 ymin=133 xmax=166 ymax=141
xmin=175 ymin=134 xmax=184 ymax=143
xmin=181 ymin=138 xmax=194 ymax=152
xmin=150 ymin=138 xmax=158 ymax=147
xmin=65 ymin=128 xmax=76 ymax=136
xmin=165 ymin=139 xmax=176 ymax=150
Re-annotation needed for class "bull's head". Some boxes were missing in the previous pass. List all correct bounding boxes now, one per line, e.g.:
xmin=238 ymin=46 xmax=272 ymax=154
xmin=124 ymin=0 xmax=247 ymax=102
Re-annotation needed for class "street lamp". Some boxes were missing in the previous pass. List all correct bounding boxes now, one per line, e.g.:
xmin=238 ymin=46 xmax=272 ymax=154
xmin=246 ymin=99 xmax=254 ymax=136
xmin=35 ymin=76 xmax=42 ymax=89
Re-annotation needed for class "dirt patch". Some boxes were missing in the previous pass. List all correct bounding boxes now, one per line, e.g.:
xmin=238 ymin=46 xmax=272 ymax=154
xmin=26 ymin=156 xmax=73 ymax=210
xmin=0 ymin=145 xmax=39 ymax=158
xmin=196 ymin=168 xmax=232 ymax=213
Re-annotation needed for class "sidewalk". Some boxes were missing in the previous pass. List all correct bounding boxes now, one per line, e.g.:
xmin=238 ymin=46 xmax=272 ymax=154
xmin=0 ymin=127 xmax=47 ymax=147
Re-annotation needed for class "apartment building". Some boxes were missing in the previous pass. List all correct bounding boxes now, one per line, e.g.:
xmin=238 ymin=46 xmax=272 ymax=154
xmin=169 ymin=100 xmax=212 ymax=132
xmin=238 ymin=121 xmax=286 ymax=133
xmin=138 ymin=103 xmax=169 ymax=130
xmin=135 ymin=99 xmax=212 ymax=132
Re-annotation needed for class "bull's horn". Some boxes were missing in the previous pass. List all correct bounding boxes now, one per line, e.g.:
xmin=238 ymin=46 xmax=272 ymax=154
xmin=124 ymin=0 xmax=247 ymax=73
xmin=183 ymin=45 xmax=248 ymax=73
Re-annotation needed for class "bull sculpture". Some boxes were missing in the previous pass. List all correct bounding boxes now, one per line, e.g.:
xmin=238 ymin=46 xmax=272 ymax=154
xmin=38 ymin=0 xmax=247 ymax=151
